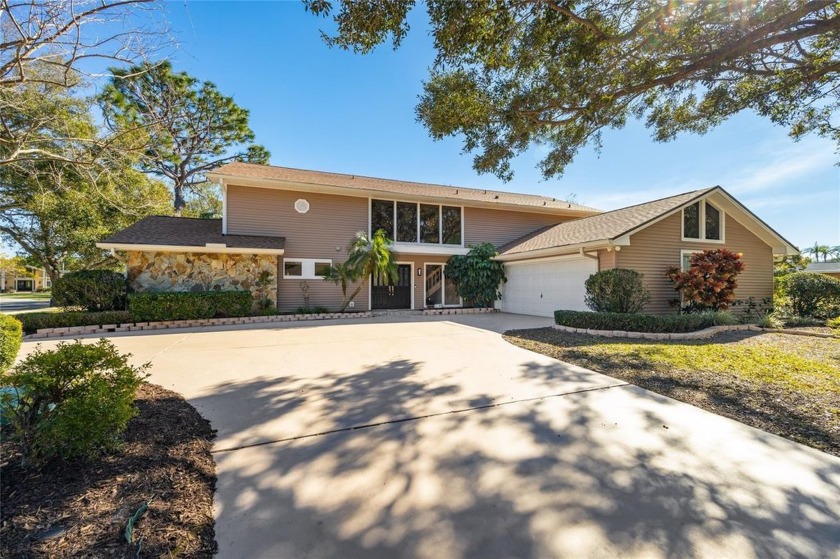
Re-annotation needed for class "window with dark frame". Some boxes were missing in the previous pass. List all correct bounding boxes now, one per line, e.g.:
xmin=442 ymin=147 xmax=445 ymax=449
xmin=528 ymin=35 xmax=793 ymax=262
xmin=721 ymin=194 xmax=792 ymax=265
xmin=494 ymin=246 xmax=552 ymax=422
xmin=441 ymin=206 xmax=462 ymax=245
xmin=420 ymin=204 xmax=440 ymax=244
xmin=683 ymin=202 xmax=700 ymax=239
xmin=396 ymin=202 xmax=418 ymax=243
xmin=371 ymin=199 xmax=394 ymax=239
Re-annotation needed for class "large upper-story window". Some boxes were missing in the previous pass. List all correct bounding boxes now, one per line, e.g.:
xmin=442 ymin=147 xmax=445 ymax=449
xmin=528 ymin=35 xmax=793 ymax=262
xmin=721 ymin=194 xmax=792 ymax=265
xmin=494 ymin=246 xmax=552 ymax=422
xmin=682 ymin=200 xmax=724 ymax=242
xmin=371 ymin=199 xmax=462 ymax=246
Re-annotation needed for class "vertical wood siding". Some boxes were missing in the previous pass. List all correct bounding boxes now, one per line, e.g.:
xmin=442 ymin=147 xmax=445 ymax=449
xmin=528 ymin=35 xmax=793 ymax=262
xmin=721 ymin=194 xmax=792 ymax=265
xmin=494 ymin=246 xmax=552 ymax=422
xmin=464 ymin=207 xmax=569 ymax=247
xmin=616 ymin=212 xmax=773 ymax=315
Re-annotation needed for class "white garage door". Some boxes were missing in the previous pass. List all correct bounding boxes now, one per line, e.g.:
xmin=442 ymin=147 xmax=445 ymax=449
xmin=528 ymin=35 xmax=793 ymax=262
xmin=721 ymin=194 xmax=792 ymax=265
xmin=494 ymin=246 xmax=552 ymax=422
xmin=501 ymin=256 xmax=598 ymax=317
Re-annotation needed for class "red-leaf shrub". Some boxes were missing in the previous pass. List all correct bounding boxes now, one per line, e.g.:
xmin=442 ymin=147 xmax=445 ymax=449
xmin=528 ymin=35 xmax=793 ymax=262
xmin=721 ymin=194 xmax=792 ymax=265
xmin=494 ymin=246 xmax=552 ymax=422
xmin=666 ymin=249 xmax=745 ymax=311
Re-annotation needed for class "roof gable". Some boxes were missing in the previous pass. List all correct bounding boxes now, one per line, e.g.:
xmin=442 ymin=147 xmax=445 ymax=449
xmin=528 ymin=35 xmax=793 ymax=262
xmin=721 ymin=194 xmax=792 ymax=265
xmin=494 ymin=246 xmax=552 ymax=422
xmin=498 ymin=186 xmax=798 ymax=259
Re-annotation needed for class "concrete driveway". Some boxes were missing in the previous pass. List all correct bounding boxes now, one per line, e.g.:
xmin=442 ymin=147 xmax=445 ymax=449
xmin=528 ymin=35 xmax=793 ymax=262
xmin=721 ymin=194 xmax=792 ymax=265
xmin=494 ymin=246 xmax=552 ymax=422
xmin=20 ymin=314 xmax=840 ymax=558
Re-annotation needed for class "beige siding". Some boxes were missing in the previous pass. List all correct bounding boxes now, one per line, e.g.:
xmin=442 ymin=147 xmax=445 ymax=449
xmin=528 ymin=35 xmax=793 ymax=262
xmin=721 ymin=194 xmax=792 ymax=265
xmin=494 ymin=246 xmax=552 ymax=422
xmin=227 ymin=185 xmax=576 ymax=311
xmin=616 ymin=212 xmax=773 ymax=315
xmin=464 ymin=207 xmax=568 ymax=247
xmin=597 ymin=249 xmax=616 ymax=271
xmin=227 ymin=184 xmax=370 ymax=311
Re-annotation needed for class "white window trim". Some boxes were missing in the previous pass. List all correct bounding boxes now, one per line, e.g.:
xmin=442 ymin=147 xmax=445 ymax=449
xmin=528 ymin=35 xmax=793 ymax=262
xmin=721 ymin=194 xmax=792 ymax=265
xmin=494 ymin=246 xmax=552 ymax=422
xmin=283 ymin=258 xmax=332 ymax=280
xmin=680 ymin=249 xmax=701 ymax=271
xmin=369 ymin=198 xmax=464 ymax=247
xmin=681 ymin=200 xmax=725 ymax=243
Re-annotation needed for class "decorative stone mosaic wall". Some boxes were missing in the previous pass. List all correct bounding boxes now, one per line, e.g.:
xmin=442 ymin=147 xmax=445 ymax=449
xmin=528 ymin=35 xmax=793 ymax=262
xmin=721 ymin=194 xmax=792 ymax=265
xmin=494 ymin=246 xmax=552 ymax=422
xmin=126 ymin=251 xmax=278 ymax=305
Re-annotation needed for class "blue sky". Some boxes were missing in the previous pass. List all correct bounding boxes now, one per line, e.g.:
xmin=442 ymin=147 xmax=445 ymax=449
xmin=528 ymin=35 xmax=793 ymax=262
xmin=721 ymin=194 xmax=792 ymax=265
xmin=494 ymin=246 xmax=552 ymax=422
xmin=5 ymin=1 xmax=838 ymax=256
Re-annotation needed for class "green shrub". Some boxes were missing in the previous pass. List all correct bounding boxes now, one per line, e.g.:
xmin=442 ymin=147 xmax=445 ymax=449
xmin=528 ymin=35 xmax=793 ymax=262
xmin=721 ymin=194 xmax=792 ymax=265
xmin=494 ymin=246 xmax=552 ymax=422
xmin=52 ymin=270 xmax=126 ymax=312
xmin=445 ymin=243 xmax=507 ymax=307
xmin=554 ymin=309 xmax=738 ymax=333
xmin=776 ymin=272 xmax=840 ymax=318
xmin=128 ymin=291 xmax=253 ymax=322
xmin=827 ymin=317 xmax=840 ymax=330
xmin=0 ymin=339 xmax=148 ymax=466
xmin=584 ymin=269 xmax=650 ymax=313
xmin=17 ymin=310 xmax=133 ymax=335
xmin=0 ymin=314 xmax=23 ymax=372
xmin=295 ymin=306 xmax=330 ymax=315
xmin=757 ymin=314 xmax=783 ymax=329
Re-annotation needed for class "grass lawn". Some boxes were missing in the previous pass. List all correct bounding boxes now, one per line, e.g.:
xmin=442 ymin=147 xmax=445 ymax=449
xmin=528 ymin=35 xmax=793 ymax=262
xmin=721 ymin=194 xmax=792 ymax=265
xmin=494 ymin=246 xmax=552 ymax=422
xmin=0 ymin=291 xmax=51 ymax=300
xmin=504 ymin=329 xmax=840 ymax=457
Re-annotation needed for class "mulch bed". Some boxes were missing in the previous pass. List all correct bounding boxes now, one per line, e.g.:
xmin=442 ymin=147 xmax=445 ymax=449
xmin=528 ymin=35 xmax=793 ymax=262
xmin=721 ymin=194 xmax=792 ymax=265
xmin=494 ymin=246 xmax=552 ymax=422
xmin=1 ymin=383 xmax=217 ymax=558
xmin=504 ymin=329 xmax=840 ymax=457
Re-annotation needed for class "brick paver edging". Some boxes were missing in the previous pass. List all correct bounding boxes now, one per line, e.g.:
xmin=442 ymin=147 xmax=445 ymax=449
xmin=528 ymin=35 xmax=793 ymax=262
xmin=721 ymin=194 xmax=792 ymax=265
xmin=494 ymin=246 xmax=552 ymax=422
xmin=25 ymin=312 xmax=373 ymax=340
xmin=552 ymin=323 xmax=763 ymax=340
xmin=24 ymin=307 xmax=501 ymax=340
xmin=422 ymin=308 xmax=498 ymax=316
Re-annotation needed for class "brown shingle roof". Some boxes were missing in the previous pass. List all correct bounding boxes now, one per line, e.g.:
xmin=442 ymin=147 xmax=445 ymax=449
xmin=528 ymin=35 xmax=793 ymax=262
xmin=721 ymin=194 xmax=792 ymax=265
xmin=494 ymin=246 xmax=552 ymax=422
xmin=499 ymin=188 xmax=715 ymax=256
xmin=100 ymin=216 xmax=285 ymax=251
xmin=209 ymin=162 xmax=601 ymax=214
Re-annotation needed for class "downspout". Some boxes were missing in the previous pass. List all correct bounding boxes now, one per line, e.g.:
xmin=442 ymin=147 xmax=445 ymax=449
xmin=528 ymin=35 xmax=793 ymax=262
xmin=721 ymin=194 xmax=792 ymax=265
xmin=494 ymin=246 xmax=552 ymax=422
xmin=579 ymin=248 xmax=600 ymax=272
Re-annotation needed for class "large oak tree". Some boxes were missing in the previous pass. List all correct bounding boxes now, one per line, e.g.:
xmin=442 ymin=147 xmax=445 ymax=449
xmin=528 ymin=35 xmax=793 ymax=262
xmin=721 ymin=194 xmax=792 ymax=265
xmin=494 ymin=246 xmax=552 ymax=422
xmin=305 ymin=0 xmax=840 ymax=180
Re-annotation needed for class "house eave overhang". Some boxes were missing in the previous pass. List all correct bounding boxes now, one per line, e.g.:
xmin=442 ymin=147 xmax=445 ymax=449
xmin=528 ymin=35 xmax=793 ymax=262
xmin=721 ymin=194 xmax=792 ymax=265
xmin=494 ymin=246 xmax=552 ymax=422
xmin=495 ymin=240 xmax=615 ymax=262
xmin=96 ymin=242 xmax=285 ymax=255
xmin=207 ymin=172 xmax=601 ymax=218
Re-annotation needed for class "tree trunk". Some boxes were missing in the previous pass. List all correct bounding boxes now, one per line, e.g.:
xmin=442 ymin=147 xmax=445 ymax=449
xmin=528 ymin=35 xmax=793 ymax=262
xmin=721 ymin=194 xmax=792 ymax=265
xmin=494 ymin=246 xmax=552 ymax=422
xmin=173 ymin=184 xmax=186 ymax=216
xmin=343 ymin=279 xmax=368 ymax=312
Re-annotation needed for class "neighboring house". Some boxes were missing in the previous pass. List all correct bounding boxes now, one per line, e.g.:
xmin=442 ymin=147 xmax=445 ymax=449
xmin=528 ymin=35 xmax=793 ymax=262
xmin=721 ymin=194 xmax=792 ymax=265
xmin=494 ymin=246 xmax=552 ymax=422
xmin=805 ymin=261 xmax=840 ymax=279
xmin=97 ymin=162 xmax=798 ymax=317
xmin=0 ymin=266 xmax=52 ymax=292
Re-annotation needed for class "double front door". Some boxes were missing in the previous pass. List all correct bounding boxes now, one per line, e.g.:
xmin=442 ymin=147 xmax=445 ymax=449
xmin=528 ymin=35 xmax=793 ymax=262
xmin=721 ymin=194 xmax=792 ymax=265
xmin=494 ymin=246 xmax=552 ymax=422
xmin=371 ymin=264 xmax=412 ymax=309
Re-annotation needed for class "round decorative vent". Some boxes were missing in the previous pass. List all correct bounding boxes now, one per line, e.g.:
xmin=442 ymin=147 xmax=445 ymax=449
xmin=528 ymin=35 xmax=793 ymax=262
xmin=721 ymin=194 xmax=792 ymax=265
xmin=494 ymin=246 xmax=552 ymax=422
xmin=294 ymin=199 xmax=310 ymax=214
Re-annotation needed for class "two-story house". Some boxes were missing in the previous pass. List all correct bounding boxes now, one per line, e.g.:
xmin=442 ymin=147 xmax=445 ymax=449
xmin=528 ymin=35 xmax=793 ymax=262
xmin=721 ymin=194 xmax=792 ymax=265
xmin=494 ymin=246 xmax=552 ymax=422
xmin=97 ymin=162 xmax=798 ymax=317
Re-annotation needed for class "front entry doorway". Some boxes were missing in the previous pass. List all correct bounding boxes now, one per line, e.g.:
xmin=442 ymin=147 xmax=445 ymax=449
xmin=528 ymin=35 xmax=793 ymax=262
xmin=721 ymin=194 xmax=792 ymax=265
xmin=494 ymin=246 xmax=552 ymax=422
xmin=425 ymin=264 xmax=461 ymax=307
xmin=371 ymin=264 xmax=412 ymax=309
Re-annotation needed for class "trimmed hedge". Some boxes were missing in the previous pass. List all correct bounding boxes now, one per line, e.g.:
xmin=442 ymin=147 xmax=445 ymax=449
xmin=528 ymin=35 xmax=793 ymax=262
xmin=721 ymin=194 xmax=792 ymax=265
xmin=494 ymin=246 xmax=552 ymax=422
xmin=127 ymin=291 xmax=253 ymax=322
xmin=554 ymin=309 xmax=739 ymax=333
xmin=52 ymin=269 xmax=126 ymax=312
xmin=584 ymin=269 xmax=650 ymax=313
xmin=17 ymin=311 xmax=133 ymax=335
xmin=0 ymin=314 xmax=23 ymax=371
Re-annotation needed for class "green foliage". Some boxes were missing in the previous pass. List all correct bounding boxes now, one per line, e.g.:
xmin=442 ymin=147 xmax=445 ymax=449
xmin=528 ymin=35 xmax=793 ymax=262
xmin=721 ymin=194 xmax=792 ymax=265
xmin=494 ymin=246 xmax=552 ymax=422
xmin=52 ymin=270 xmax=126 ymax=312
xmin=757 ymin=314 xmax=783 ymax=329
xmin=731 ymin=296 xmax=774 ymax=323
xmin=0 ymin=314 xmax=23 ymax=372
xmin=666 ymin=249 xmax=745 ymax=311
xmin=325 ymin=230 xmax=398 ymax=312
xmin=774 ymin=254 xmax=811 ymax=277
xmin=17 ymin=311 xmax=133 ymax=334
xmin=181 ymin=182 xmax=224 ymax=219
xmin=0 ymin=339 xmax=148 ymax=466
xmin=100 ymin=61 xmax=269 ymax=214
xmin=584 ymin=269 xmax=650 ymax=314
xmin=127 ymin=291 xmax=253 ymax=322
xmin=294 ymin=306 xmax=330 ymax=315
xmin=305 ymin=2 xmax=840 ymax=180
xmin=554 ymin=309 xmax=738 ymax=334
xmin=826 ymin=317 xmax=840 ymax=330
xmin=444 ymin=243 xmax=506 ymax=308
xmin=802 ymin=242 xmax=838 ymax=263
xmin=776 ymin=272 xmax=840 ymax=319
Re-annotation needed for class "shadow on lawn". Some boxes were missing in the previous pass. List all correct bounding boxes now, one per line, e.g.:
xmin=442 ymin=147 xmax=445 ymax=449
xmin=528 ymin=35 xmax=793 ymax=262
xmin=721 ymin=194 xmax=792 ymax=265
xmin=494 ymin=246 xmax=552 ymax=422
xmin=198 ymin=357 xmax=840 ymax=558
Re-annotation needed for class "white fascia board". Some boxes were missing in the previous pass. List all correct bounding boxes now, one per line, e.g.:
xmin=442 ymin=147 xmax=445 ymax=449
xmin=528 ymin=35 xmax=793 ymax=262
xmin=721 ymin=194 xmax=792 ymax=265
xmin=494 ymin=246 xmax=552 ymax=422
xmin=96 ymin=243 xmax=284 ymax=255
xmin=494 ymin=240 xmax=612 ymax=262
xmin=392 ymin=243 xmax=470 ymax=256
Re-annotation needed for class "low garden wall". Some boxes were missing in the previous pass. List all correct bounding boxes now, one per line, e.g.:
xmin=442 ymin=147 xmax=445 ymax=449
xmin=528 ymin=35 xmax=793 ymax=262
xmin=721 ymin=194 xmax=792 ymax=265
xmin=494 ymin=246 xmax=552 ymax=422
xmin=552 ymin=323 xmax=762 ymax=340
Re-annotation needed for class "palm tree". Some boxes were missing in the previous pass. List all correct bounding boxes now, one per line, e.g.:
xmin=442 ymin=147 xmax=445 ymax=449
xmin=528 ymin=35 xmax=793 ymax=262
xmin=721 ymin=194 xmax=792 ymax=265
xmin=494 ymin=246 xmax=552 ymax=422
xmin=324 ymin=229 xmax=398 ymax=312
xmin=803 ymin=242 xmax=832 ymax=262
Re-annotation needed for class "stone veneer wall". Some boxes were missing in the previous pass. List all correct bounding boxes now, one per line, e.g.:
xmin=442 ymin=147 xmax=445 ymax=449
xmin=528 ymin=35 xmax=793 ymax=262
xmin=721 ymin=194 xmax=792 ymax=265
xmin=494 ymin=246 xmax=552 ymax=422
xmin=126 ymin=251 xmax=279 ymax=305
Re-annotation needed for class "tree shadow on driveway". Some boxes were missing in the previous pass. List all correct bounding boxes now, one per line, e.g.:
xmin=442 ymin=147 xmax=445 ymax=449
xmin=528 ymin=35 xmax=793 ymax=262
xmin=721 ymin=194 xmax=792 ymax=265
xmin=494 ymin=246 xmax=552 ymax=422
xmin=193 ymin=358 xmax=840 ymax=559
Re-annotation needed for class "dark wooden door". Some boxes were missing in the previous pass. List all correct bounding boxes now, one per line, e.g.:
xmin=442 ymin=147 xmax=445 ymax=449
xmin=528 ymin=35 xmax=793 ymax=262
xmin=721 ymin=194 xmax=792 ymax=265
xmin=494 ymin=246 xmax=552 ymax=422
xmin=371 ymin=264 xmax=412 ymax=309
